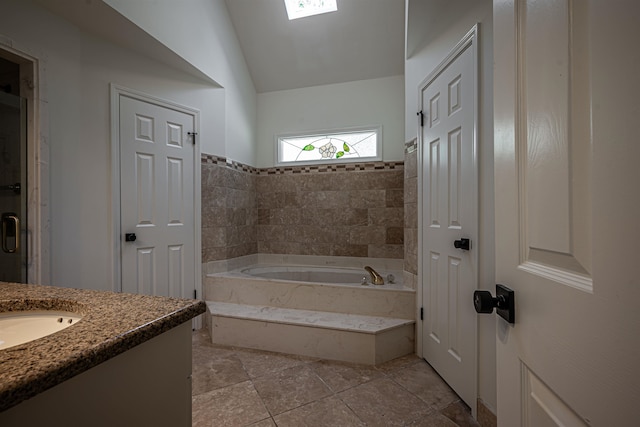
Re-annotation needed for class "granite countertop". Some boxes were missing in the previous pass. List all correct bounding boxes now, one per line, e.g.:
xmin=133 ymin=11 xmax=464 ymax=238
xmin=0 ymin=281 xmax=206 ymax=412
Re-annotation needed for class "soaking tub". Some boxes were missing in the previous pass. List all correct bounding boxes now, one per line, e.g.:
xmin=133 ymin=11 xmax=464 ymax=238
xmin=239 ymin=265 xmax=404 ymax=289
xmin=204 ymin=255 xmax=415 ymax=319
xmin=203 ymin=255 xmax=416 ymax=364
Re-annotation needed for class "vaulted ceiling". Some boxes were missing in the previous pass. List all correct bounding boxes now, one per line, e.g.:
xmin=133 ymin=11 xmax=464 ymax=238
xmin=224 ymin=0 xmax=405 ymax=93
xmin=35 ymin=0 xmax=405 ymax=94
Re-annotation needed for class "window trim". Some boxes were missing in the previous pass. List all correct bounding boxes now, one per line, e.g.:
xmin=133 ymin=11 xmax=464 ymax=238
xmin=274 ymin=125 xmax=383 ymax=167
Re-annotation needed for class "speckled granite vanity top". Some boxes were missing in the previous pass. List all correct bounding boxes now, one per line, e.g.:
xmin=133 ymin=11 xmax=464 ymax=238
xmin=0 ymin=281 xmax=205 ymax=412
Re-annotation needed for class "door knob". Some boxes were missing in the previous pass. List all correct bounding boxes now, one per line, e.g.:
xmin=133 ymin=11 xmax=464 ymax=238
xmin=454 ymin=238 xmax=470 ymax=250
xmin=474 ymin=284 xmax=515 ymax=323
xmin=125 ymin=233 xmax=137 ymax=242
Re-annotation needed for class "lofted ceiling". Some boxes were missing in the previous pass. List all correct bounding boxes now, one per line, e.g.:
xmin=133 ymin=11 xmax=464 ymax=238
xmin=34 ymin=0 xmax=218 ymax=85
xmin=224 ymin=0 xmax=405 ymax=93
xmin=35 ymin=0 xmax=405 ymax=94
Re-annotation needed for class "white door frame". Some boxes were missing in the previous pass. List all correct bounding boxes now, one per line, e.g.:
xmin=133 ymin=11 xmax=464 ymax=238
xmin=110 ymin=84 xmax=201 ymax=299
xmin=416 ymin=24 xmax=480 ymax=412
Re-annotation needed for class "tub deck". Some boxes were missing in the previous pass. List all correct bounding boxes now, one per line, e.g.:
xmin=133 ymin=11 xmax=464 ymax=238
xmin=204 ymin=258 xmax=416 ymax=365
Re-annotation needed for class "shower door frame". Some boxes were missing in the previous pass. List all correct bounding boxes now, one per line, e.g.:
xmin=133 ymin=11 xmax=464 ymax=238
xmin=0 ymin=92 xmax=27 ymax=282
xmin=0 ymin=45 xmax=47 ymax=285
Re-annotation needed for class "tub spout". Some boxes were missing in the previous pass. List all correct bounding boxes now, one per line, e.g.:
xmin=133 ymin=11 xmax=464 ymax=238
xmin=364 ymin=266 xmax=384 ymax=285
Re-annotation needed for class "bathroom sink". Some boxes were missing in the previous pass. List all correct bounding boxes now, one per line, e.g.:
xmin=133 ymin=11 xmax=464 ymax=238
xmin=0 ymin=310 xmax=82 ymax=350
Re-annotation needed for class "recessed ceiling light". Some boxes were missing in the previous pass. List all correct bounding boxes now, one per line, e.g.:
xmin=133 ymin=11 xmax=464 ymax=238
xmin=284 ymin=0 xmax=338 ymax=20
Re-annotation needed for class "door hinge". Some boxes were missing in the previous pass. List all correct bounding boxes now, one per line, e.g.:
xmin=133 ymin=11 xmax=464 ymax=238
xmin=188 ymin=131 xmax=198 ymax=145
xmin=417 ymin=110 xmax=424 ymax=127
xmin=420 ymin=307 xmax=424 ymax=321
xmin=193 ymin=289 xmax=197 ymax=299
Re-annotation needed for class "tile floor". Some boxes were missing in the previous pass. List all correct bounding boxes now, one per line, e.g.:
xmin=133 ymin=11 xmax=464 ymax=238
xmin=191 ymin=330 xmax=480 ymax=427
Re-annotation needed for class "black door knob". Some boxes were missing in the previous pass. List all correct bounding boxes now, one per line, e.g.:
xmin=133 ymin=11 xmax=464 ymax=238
xmin=473 ymin=284 xmax=515 ymax=323
xmin=125 ymin=233 xmax=137 ymax=242
xmin=473 ymin=291 xmax=497 ymax=313
xmin=454 ymin=238 xmax=470 ymax=250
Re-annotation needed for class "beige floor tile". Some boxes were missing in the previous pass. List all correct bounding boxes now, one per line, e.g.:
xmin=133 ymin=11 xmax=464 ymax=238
xmin=193 ymin=338 xmax=237 ymax=361
xmin=234 ymin=347 xmax=308 ymax=379
xmin=190 ymin=330 xmax=478 ymax=427
xmin=375 ymin=353 xmax=423 ymax=373
xmin=192 ymin=380 xmax=269 ymax=427
xmin=192 ymin=329 xmax=212 ymax=346
xmin=252 ymin=364 xmax=332 ymax=416
xmin=273 ymin=395 xmax=365 ymax=426
xmin=192 ymin=346 xmax=248 ymax=395
xmin=389 ymin=361 xmax=460 ymax=410
xmin=406 ymin=412 xmax=459 ymax=426
xmin=477 ymin=399 xmax=497 ymax=427
xmin=440 ymin=401 xmax=481 ymax=427
xmin=310 ymin=360 xmax=382 ymax=392
xmin=247 ymin=418 xmax=276 ymax=426
xmin=338 ymin=377 xmax=433 ymax=427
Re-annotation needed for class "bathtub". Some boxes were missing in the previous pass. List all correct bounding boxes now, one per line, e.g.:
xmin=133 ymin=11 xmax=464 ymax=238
xmin=204 ymin=255 xmax=416 ymax=363
xmin=204 ymin=255 xmax=415 ymax=319
xmin=204 ymin=256 xmax=415 ymax=364
xmin=239 ymin=265 xmax=404 ymax=289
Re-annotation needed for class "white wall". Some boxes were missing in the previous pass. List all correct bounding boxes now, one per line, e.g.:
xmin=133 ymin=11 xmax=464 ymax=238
xmin=0 ymin=0 xmax=224 ymax=291
xmin=405 ymin=0 xmax=496 ymax=414
xmin=104 ymin=0 xmax=257 ymax=165
xmin=256 ymin=75 xmax=405 ymax=168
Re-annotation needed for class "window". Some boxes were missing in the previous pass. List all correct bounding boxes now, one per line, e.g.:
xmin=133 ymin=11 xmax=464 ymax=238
xmin=284 ymin=0 xmax=337 ymax=20
xmin=276 ymin=126 xmax=382 ymax=166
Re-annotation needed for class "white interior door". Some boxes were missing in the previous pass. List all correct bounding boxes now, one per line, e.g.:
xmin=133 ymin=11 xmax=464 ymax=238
xmin=420 ymin=27 xmax=478 ymax=410
xmin=493 ymin=0 xmax=640 ymax=425
xmin=119 ymin=95 xmax=196 ymax=299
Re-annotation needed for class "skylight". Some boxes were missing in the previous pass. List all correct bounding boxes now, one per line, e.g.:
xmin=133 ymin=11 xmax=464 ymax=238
xmin=284 ymin=0 xmax=337 ymax=20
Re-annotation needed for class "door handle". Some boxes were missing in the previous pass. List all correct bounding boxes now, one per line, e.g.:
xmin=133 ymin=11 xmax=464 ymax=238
xmin=125 ymin=233 xmax=137 ymax=242
xmin=1 ymin=213 xmax=20 ymax=254
xmin=454 ymin=238 xmax=471 ymax=250
xmin=474 ymin=284 xmax=515 ymax=323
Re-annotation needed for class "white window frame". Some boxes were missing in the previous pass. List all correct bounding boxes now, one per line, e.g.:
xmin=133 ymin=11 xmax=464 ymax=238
xmin=275 ymin=125 xmax=382 ymax=167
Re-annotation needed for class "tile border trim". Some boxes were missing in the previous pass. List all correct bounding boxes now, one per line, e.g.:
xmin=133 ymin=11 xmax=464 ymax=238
xmin=405 ymin=138 xmax=417 ymax=154
xmin=201 ymin=154 xmax=259 ymax=174
xmin=201 ymin=153 xmax=403 ymax=175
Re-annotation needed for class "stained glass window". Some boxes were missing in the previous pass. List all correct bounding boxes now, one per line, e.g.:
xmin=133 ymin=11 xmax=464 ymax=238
xmin=276 ymin=126 xmax=381 ymax=165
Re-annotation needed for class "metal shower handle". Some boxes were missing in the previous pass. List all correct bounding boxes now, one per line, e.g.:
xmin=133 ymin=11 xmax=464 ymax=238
xmin=1 ymin=213 xmax=20 ymax=253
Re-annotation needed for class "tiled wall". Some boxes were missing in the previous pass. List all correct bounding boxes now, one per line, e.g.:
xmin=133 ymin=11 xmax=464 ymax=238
xmin=404 ymin=139 xmax=418 ymax=275
xmin=201 ymin=155 xmax=258 ymax=262
xmin=201 ymin=155 xmax=406 ymax=263
xmin=256 ymin=162 xmax=404 ymax=258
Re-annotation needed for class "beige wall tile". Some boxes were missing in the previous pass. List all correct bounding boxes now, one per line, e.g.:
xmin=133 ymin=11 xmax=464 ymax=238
xmin=386 ymin=188 xmax=404 ymax=207
xmin=369 ymin=207 xmax=404 ymax=227
xmin=386 ymin=227 xmax=404 ymax=244
xmin=202 ymin=159 xmax=408 ymax=262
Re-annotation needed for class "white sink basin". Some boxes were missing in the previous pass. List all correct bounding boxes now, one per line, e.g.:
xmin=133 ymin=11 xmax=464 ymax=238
xmin=0 ymin=310 xmax=82 ymax=350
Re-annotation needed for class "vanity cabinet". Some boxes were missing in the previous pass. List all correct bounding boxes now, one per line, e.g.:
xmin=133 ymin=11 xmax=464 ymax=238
xmin=0 ymin=322 xmax=192 ymax=427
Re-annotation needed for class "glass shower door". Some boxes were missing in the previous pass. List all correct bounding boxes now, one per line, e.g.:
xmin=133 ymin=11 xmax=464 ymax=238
xmin=0 ymin=91 xmax=27 ymax=283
